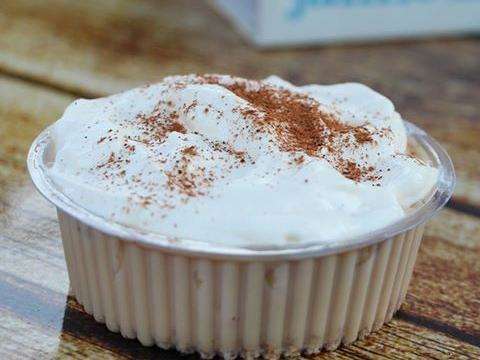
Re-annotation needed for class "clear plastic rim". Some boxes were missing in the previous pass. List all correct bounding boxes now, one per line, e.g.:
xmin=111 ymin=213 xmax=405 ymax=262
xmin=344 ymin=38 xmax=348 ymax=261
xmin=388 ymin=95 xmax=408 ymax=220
xmin=27 ymin=121 xmax=455 ymax=261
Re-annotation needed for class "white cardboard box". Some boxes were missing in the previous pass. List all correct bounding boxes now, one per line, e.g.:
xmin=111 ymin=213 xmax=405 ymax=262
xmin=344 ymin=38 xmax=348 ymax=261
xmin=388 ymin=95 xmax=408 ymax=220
xmin=211 ymin=0 xmax=480 ymax=47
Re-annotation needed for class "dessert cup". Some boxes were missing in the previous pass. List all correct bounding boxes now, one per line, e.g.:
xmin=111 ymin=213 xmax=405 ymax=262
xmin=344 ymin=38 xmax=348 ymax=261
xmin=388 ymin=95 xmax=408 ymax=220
xmin=28 ymin=121 xmax=454 ymax=359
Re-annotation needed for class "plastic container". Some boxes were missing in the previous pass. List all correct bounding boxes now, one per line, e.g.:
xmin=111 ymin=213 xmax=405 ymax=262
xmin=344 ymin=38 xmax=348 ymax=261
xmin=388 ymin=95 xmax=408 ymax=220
xmin=211 ymin=0 xmax=480 ymax=47
xmin=27 ymin=121 xmax=454 ymax=359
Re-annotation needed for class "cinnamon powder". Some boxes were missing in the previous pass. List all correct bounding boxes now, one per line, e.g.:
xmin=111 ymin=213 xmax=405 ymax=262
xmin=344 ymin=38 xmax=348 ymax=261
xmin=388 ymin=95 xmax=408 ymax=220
xmin=96 ymin=75 xmax=384 ymax=212
xmin=201 ymin=75 xmax=378 ymax=182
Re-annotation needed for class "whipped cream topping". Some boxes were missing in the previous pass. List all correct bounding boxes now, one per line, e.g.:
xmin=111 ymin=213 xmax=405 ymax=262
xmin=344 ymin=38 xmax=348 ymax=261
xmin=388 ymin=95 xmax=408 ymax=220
xmin=49 ymin=75 xmax=438 ymax=249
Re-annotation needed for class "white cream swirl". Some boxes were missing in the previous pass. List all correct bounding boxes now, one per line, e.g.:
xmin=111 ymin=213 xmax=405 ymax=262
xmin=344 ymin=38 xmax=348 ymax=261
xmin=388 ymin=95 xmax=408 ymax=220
xmin=48 ymin=75 xmax=438 ymax=248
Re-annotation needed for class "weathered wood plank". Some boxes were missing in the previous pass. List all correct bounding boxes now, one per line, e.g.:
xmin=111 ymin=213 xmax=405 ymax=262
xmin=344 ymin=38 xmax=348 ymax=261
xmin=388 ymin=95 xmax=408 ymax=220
xmin=56 ymin=333 xmax=121 ymax=360
xmin=0 ymin=75 xmax=73 ymax=188
xmin=0 ymin=1 xmax=479 ymax=207
xmin=0 ymin=311 xmax=59 ymax=359
xmin=403 ymin=214 xmax=480 ymax=339
xmin=346 ymin=320 xmax=480 ymax=359
xmin=0 ymin=306 xmax=121 ymax=359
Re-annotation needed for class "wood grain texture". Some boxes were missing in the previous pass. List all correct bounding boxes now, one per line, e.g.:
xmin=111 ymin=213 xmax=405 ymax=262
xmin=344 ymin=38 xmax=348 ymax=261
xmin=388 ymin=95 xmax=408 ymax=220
xmin=0 ymin=1 xmax=479 ymax=358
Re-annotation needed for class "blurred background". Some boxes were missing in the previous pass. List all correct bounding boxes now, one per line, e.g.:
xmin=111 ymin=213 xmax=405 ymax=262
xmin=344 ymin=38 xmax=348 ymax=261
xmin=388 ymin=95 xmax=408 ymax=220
xmin=0 ymin=1 xmax=479 ymax=359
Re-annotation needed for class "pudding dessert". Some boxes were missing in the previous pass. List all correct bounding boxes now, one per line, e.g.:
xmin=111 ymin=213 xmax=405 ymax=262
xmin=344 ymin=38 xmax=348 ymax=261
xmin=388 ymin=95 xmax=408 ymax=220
xmin=28 ymin=75 xmax=453 ymax=359
xmin=49 ymin=75 xmax=437 ymax=249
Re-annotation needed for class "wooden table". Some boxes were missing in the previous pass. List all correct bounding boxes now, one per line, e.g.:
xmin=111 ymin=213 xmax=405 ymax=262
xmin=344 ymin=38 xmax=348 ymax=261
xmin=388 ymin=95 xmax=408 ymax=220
xmin=0 ymin=1 xmax=479 ymax=358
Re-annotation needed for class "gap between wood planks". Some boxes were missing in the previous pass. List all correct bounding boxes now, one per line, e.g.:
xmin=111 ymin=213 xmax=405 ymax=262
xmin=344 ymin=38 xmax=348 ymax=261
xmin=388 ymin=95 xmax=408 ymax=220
xmin=446 ymin=198 xmax=480 ymax=218
xmin=0 ymin=67 xmax=96 ymax=100
xmin=396 ymin=310 xmax=480 ymax=348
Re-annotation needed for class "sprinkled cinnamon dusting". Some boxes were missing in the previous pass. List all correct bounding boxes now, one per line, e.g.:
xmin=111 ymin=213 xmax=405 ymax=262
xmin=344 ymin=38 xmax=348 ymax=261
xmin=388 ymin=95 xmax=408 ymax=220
xmin=200 ymin=75 xmax=382 ymax=182
xmin=91 ymin=74 xmax=392 ymax=214
xmin=182 ymin=145 xmax=197 ymax=156
xmin=135 ymin=103 xmax=186 ymax=144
